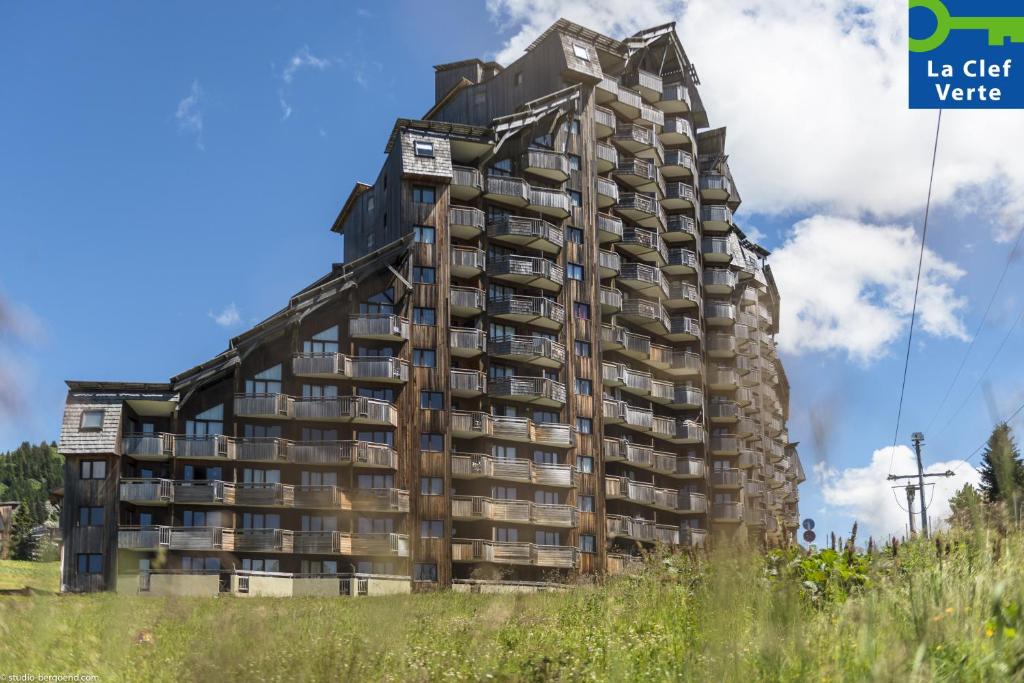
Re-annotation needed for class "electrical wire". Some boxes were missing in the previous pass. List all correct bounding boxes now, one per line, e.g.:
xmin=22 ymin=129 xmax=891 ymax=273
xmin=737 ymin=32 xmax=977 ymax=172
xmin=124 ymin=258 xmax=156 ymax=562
xmin=889 ymin=110 xmax=943 ymax=474
xmin=951 ymin=398 xmax=1024 ymax=474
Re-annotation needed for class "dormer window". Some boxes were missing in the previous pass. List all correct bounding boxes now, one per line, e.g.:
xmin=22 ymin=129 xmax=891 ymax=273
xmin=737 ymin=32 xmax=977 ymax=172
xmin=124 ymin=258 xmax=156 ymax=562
xmin=572 ymin=44 xmax=590 ymax=61
xmin=80 ymin=409 xmax=104 ymax=431
xmin=413 ymin=140 xmax=434 ymax=158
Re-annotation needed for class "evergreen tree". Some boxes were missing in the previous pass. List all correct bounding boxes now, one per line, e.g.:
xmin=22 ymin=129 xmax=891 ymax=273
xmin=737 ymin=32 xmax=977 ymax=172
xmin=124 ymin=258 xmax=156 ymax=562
xmin=8 ymin=503 xmax=36 ymax=560
xmin=978 ymin=422 xmax=1024 ymax=504
xmin=0 ymin=441 xmax=63 ymax=527
xmin=948 ymin=483 xmax=984 ymax=527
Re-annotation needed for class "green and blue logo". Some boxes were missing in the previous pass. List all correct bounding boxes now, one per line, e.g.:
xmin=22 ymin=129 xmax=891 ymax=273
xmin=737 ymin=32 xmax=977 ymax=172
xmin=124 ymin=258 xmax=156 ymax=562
xmin=909 ymin=0 xmax=1024 ymax=108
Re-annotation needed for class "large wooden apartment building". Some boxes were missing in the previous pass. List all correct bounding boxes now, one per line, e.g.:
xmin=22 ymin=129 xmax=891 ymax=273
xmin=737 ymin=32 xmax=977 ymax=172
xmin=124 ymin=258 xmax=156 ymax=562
xmin=59 ymin=19 xmax=804 ymax=596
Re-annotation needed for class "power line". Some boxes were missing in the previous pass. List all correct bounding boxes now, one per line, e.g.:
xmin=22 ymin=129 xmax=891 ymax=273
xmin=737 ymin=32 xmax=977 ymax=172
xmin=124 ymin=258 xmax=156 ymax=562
xmin=951 ymin=398 xmax=1024 ymax=474
xmin=924 ymin=226 xmax=1024 ymax=434
xmin=889 ymin=110 xmax=943 ymax=474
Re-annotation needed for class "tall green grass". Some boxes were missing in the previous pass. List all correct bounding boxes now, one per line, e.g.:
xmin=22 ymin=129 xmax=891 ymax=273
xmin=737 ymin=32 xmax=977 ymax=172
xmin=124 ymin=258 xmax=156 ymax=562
xmin=1 ymin=529 xmax=1022 ymax=681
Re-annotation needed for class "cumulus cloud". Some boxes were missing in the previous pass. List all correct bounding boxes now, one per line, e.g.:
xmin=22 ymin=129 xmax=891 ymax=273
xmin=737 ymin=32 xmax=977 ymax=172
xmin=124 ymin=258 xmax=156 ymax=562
xmin=208 ymin=303 xmax=242 ymax=328
xmin=770 ymin=215 xmax=968 ymax=361
xmin=278 ymin=46 xmax=333 ymax=120
xmin=486 ymin=0 xmax=1024 ymax=242
xmin=175 ymin=80 xmax=204 ymax=150
xmin=817 ymin=445 xmax=980 ymax=539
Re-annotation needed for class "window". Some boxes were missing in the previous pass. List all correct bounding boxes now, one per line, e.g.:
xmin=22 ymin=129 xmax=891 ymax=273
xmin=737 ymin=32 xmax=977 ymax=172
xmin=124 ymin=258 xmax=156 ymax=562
xmin=579 ymin=496 xmax=595 ymax=512
xmin=181 ymin=556 xmax=220 ymax=571
xmin=412 ymin=185 xmax=436 ymax=204
xmin=576 ymin=417 xmax=593 ymax=434
xmin=568 ymin=190 xmax=582 ymax=207
xmin=413 ymin=140 xmax=434 ymax=158
xmin=360 ymin=287 xmax=395 ymax=314
xmin=301 ymin=515 xmax=337 ymax=532
xmin=420 ymin=520 xmax=444 ymax=538
xmin=242 ymin=468 xmax=280 ymax=484
xmin=567 ymin=226 xmax=583 ymax=243
xmin=358 ymin=386 xmax=395 ymax=402
xmin=536 ymin=530 xmax=561 ymax=545
xmin=496 ymin=527 xmax=518 ymax=543
xmin=302 ymin=384 xmax=338 ymax=399
xmin=572 ymin=43 xmax=590 ymax=60
xmin=367 ymin=196 xmax=375 ymax=215
xmin=580 ymin=534 xmax=596 ymax=553
xmin=492 ymin=486 xmax=517 ymax=500
xmin=533 ymin=411 xmax=558 ymax=425
xmin=245 ymin=364 xmax=282 ymax=395
xmin=420 ymin=433 xmax=444 ymax=451
xmin=357 ymin=473 xmax=394 ymax=489
xmin=420 ymin=391 xmax=444 ymax=409
xmin=570 ymin=118 xmax=581 ymax=134
xmin=77 ymin=553 xmax=102 ymax=575
xmin=413 ymin=225 xmax=435 ymax=243
xmin=80 ymin=409 xmax=104 ymax=430
xmin=573 ymin=302 xmax=591 ymax=319
xmin=575 ymin=379 xmax=593 ymax=395
xmin=242 ymin=558 xmax=280 ymax=572
xmin=533 ymin=450 xmax=557 ymax=465
xmin=490 ymin=158 xmax=512 ymax=177
xmin=186 ymin=404 xmax=224 ymax=437
xmin=356 ymin=430 xmax=394 ymax=446
xmin=414 ymin=563 xmax=438 ymax=581
xmin=578 ymin=455 xmax=594 ymax=473
xmin=535 ymin=490 xmax=559 ymax=505
xmin=80 ymin=460 xmax=107 ymax=480
xmin=568 ymin=154 xmax=581 ymax=171
xmin=413 ymin=307 xmax=436 ymax=325
xmin=413 ymin=266 xmax=436 ymax=284
xmin=567 ymin=263 xmax=584 ymax=280
xmin=183 ymin=510 xmax=207 ymax=527
xmin=513 ymin=72 xmax=523 ymax=86
xmin=420 ymin=477 xmax=443 ymax=495
xmin=303 ymin=326 xmax=339 ymax=354
xmin=574 ymin=340 xmax=591 ymax=357
xmin=533 ymin=133 xmax=554 ymax=149
xmin=242 ymin=512 xmax=281 ymax=529
xmin=243 ymin=424 xmax=281 ymax=438
xmin=413 ymin=348 xmax=437 ymax=367
xmin=78 ymin=506 xmax=104 ymax=526
xmin=492 ymin=444 xmax=517 ymax=461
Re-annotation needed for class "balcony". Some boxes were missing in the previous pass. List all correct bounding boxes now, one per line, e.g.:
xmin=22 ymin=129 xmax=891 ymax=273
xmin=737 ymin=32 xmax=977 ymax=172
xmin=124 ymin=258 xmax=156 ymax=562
xmin=488 ymin=295 xmax=564 ymax=330
xmin=605 ymin=477 xmax=706 ymax=513
xmin=528 ymin=186 xmax=572 ymax=219
xmin=647 ymin=346 xmax=702 ymax=378
xmin=292 ymin=531 xmax=409 ymax=557
xmin=620 ymin=297 xmax=669 ymax=336
xmin=704 ymin=268 xmax=737 ymax=294
xmin=616 ymin=193 xmax=666 ymax=230
xmin=349 ymin=314 xmax=410 ymax=341
xmin=700 ymin=173 xmax=735 ymax=203
xmin=653 ymin=418 xmax=704 ymax=444
xmin=452 ymin=451 xmax=577 ymax=487
xmin=594 ymin=106 xmax=616 ymax=138
xmin=449 ymin=206 xmax=486 ymax=239
xmin=708 ymin=367 xmax=739 ymax=390
xmin=522 ymin=149 xmax=570 ymax=181
xmin=711 ymin=502 xmax=744 ymax=523
xmin=292 ymin=396 xmax=398 ymax=426
xmin=451 ymin=496 xmax=577 ymax=528
xmin=451 ymin=539 xmax=576 ymax=568
xmin=597 ymin=248 xmax=621 ymax=279
xmin=450 ymin=165 xmax=483 ymax=200
xmin=292 ymin=486 xmax=408 ymax=512
xmin=490 ymin=376 xmax=566 ymax=407
xmin=745 ymin=480 xmax=766 ymax=498
xmin=596 ymin=141 xmax=618 ymax=172
xmin=172 ymin=479 xmax=233 ymax=505
xmin=662 ymin=151 xmax=695 ymax=184
xmin=487 ymin=215 xmax=563 ymax=254
xmin=701 ymin=205 xmax=735 ymax=232
xmin=706 ymin=302 xmax=737 ymax=327
xmin=619 ymin=227 xmax=668 ymax=265
xmin=490 ymin=335 xmax=566 ymax=368
xmin=711 ymin=468 xmax=745 ymax=490
xmin=450 ymin=369 xmax=487 ymax=398
xmin=484 ymin=175 xmax=529 ymax=207
xmin=616 ymin=262 xmax=667 ymax=299
xmin=665 ymin=281 xmax=699 ymax=309
xmin=638 ymin=102 xmax=665 ymax=128
xmin=702 ymin=237 xmax=733 ymax=264
xmin=606 ymin=515 xmax=677 ymax=544
xmin=287 ymin=440 xmax=396 ymax=468
xmin=614 ymin=157 xmax=659 ymax=191
xmin=121 ymin=433 xmax=172 ymax=461
xmin=620 ymin=367 xmax=653 ymax=398
xmin=622 ymin=69 xmax=663 ymax=102
xmin=120 ymin=478 xmax=173 ymax=505
xmin=662 ymin=182 xmax=696 ymax=210
xmin=665 ymin=316 xmax=701 ymax=342
xmin=709 ymin=400 xmax=739 ymax=422
xmin=292 ymin=354 xmax=409 ymax=383
xmin=451 ymin=246 xmax=486 ymax=278
xmin=664 ymin=247 xmax=697 ymax=275
xmin=663 ymin=215 xmax=697 ymax=244
xmin=596 ymin=75 xmax=619 ymax=104
xmin=600 ymin=286 xmax=623 ymax=314
xmin=596 ymin=177 xmax=619 ymax=209
xmin=608 ymin=86 xmax=642 ymax=119
xmin=613 ymin=123 xmax=655 ymax=154
xmin=658 ymin=81 xmax=691 ymax=114
xmin=450 ymin=327 xmax=486 ymax=358
xmin=229 ymin=437 xmax=288 ymax=462
xmin=660 ymin=116 xmax=693 ymax=146
xmin=710 ymin=434 xmax=742 ymax=455
xmin=234 ymin=393 xmax=292 ymax=419
xmin=234 ymin=483 xmax=295 ymax=508
xmin=173 ymin=434 xmax=230 ymax=460
xmin=118 ymin=525 xmax=170 ymax=550
xmin=487 ymin=255 xmax=563 ymax=292
xmin=597 ymin=212 xmax=623 ymax=243
xmin=669 ymin=385 xmax=703 ymax=409
xmin=449 ymin=286 xmax=485 ymax=318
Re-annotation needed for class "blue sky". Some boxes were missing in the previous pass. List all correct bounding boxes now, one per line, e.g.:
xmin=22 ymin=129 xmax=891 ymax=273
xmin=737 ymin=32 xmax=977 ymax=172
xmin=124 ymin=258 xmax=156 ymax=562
xmin=2 ymin=1 xmax=1023 ymax=542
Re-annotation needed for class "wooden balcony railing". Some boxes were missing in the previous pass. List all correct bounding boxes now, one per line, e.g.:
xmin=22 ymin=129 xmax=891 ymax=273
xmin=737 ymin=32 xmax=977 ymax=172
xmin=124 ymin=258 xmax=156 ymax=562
xmin=451 ymin=496 xmax=577 ymax=527
xmin=451 ymin=539 xmax=577 ymax=568
xmin=451 ymin=452 xmax=577 ymax=487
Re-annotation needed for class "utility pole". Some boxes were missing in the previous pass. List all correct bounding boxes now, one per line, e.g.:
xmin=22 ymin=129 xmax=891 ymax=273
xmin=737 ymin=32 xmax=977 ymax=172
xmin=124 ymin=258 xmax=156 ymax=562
xmin=887 ymin=431 xmax=955 ymax=539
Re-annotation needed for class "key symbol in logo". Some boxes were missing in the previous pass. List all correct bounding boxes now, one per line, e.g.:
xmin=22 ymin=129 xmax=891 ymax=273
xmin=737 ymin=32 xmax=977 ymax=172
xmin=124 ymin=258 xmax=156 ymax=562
xmin=910 ymin=0 xmax=1024 ymax=52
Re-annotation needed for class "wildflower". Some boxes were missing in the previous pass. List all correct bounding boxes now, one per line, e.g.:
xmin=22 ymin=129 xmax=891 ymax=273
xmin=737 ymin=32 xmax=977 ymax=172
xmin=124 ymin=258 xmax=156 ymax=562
xmin=985 ymin=626 xmax=995 ymax=638
xmin=945 ymin=607 xmax=954 ymax=614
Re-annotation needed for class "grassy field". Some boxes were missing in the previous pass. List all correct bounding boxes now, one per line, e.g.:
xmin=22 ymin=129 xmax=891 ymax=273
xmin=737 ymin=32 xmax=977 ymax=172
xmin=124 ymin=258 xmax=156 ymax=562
xmin=1 ymin=528 xmax=1023 ymax=682
xmin=0 ymin=559 xmax=59 ymax=591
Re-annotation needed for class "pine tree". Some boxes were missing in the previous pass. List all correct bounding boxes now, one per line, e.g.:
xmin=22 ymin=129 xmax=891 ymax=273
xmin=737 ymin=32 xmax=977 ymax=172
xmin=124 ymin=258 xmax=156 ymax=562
xmin=8 ymin=504 xmax=36 ymax=561
xmin=978 ymin=422 xmax=1024 ymax=504
xmin=948 ymin=482 xmax=984 ymax=527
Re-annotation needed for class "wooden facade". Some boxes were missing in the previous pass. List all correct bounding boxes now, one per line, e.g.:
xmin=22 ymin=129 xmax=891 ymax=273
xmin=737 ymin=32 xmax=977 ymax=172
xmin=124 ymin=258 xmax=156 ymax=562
xmin=58 ymin=18 xmax=803 ymax=594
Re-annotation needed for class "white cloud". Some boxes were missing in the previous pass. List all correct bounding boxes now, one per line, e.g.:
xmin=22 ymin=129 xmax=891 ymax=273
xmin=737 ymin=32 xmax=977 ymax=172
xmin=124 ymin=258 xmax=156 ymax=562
xmin=743 ymin=225 xmax=767 ymax=243
xmin=486 ymin=0 xmax=1024 ymax=243
xmin=208 ymin=303 xmax=241 ymax=328
xmin=175 ymin=80 xmax=204 ymax=151
xmin=770 ymin=215 xmax=968 ymax=361
xmin=817 ymin=445 xmax=980 ymax=540
xmin=0 ymin=295 xmax=45 ymax=421
xmin=278 ymin=46 xmax=333 ymax=121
